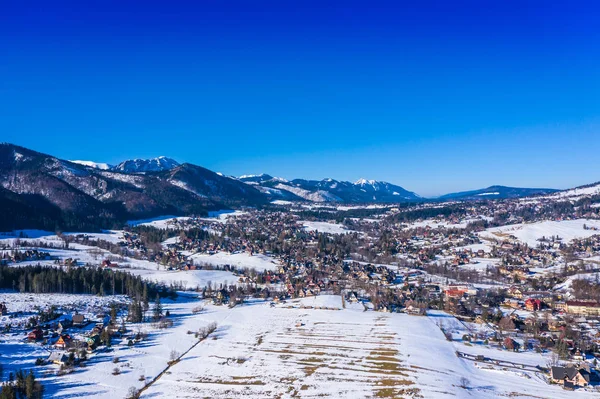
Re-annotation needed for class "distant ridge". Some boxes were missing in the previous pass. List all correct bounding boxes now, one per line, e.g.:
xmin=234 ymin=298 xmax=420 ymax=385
xmin=438 ymin=185 xmax=559 ymax=200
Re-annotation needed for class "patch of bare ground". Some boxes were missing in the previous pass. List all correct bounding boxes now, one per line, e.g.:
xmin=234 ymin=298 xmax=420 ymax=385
xmin=303 ymin=365 xmax=321 ymax=376
xmin=375 ymin=387 xmax=423 ymax=398
xmin=507 ymin=394 xmax=547 ymax=399
xmin=194 ymin=377 xmax=266 ymax=385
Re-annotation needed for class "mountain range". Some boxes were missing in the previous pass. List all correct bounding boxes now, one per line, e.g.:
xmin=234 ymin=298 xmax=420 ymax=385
xmin=437 ymin=185 xmax=559 ymax=201
xmin=238 ymin=174 xmax=421 ymax=202
xmin=0 ymin=143 xmax=586 ymax=231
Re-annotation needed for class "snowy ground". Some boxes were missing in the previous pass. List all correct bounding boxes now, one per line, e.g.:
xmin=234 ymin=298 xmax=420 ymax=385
xmin=480 ymin=219 xmax=600 ymax=246
xmin=127 ymin=210 xmax=245 ymax=229
xmin=190 ymin=251 xmax=281 ymax=272
xmin=0 ymin=231 xmax=278 ymax=289
xmin=2 ymin=294 xmax=599 ymax=398
xmin=301 ymin=221 xmax=356 ymax=234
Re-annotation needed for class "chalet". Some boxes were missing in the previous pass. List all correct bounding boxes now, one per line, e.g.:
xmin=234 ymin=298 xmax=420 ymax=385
xmin=507 ymin=286 xmax=523 ymax=299
xmin=55 ymin=334 xmax=73 ymax=349
xmin=72 ymin=313 xmax=86 ymax=326
xmin=28 ymin=328 xmax=43 ymax=341
xmin=47 ymin=352 xmax=69 ymax=366
xmin=445 ymin=289 xmax=466 ymax=299
xmin=503 ymin=337 xmax=520 ymax=352
xmin=86 ymin=334 xmax=101 ymax=349
xmin=525 ymin=298 xmax=542 ymax=311
xmin=550 ymin=366 xmax=590 ymax=389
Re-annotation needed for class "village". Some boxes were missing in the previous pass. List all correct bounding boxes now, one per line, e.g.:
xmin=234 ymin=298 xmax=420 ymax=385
xmin=2 ymin=194 xmax=600 ymax=397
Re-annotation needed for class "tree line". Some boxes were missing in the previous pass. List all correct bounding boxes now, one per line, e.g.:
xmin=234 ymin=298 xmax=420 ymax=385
xmin=0 ymin=264 xmax=166 ymax=298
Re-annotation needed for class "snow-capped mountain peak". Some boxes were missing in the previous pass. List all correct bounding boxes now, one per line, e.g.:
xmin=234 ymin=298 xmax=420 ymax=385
xmin=354 ymin=178 xmax=377 ymax=186
xmin=113 ymin=156 xmax=180 ymax=173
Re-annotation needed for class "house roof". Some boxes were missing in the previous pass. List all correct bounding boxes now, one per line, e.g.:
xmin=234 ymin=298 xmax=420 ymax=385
xmin=551 ymin=366 xmax=591 ymax=383
xmin=47 ymin=352 xmax=68 ymax=362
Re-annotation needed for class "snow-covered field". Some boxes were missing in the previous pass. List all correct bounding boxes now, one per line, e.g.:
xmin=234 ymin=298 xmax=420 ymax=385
xmin=190 ymin=251 xmax=281 ymax=272
xmin=144 ymin=298 xmax=598 ymax=399
xmin=2 ymin=294 xmax=599 ymax=398
xmin=133 ymin=268 xmax=240 ymax=290
xmin=127 ymin=215 xmax=190 ymax=228
xmin=0 ymin=230 xmax=278 ymax=289
xmin=127 ymin=210 xmax=245 ymax=229
xmin=301 ymin=221 xmax=355 ymax=234
xmin=480 ymin=219 xmax=600 ymax=246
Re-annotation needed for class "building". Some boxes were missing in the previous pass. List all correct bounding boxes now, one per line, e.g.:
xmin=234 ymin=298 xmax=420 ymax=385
xmin=72 ymin=314 xmax=86 ymax=326
xmin=550 ymin=366 xmax=590 ymax=389
xmin=27 ymin=328 xmax=43 ymax=341
xmin=565 ymin=301 xmax=600 ymax=316
xmin=47 ymin=352 xmax=69 ymax=366
xmin=525 ymin=298 xmax=542 ymax=311
xmin=55 ymin=334 xmax=73 ymax=349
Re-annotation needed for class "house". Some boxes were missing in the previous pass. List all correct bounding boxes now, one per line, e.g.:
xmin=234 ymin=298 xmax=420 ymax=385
xmin=86 ymin=334 xmax=101 ymax=349
xmin=47 ymin=352 xmax=69 ymax=366
xmin=28 ymin=328 xmax=43 ymax=341
xmin=525 ymin=298 xmax=542 ymax=311
xmin=507 ymin=286 xmax=523 ymax=299
xmin=550 ymin=366 xmax=590 ymax=388
xmin=72 ymin=314 xmax=86 ymax=326
xmin=55 ymin=334 xmax=73 ymax=349
xmin=0 ymin=302 xmax=7 ymax=315
xmin=444 ymin=289 xmax=467 ymax=299
xmin=503 ymin=337 xmax=520 ymax=351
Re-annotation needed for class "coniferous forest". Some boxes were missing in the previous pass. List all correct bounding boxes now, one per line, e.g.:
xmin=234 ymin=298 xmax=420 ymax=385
xmin=0 ymin=265 xmax=166 ymax=299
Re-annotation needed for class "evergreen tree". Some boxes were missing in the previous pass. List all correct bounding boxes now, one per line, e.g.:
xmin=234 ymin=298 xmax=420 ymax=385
xmin=153 ymin=295 xmax=163 ymax=321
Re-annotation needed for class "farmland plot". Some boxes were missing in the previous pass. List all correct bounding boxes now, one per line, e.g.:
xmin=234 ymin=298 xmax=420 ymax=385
xmin=143 ymin=300 xmax=420 ymax=398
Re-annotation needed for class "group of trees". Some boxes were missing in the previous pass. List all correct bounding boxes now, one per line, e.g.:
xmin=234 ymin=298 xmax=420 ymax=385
xmin=0 ymin=369 xmax=44 ymax=399
xmin=570 ymin=279 xmax=600 ymax=301
xmin=0 ymin=264 xmax=166 ymax=299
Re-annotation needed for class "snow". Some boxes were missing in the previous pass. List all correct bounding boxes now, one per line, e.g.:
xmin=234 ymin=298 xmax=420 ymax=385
xmin=190 ymin=252 xmax=280 ymax=272
xmin=480 ymin=219 xmax=600 ymax=246
xmin=477 ymin=192 xmax=500 ymax=196
xmin=274 ymin=183 xmax=341 ymax=202
xmin=127 ymin=216 xmax=189 ymax=228
xmin=98 ymin=171 xmax=146 ymax=188
xmin=555 ymin=272 xmax=600 ymax=292
xmin=113 ymin=156 xmax=179 ymax=173
xmin=168 ymin=179 xmax=208 ymax=197
xmin=271 ymin=200 xmax=294 ymax=205
xmin=2 ymin=295 xmax=598 ymax=398
xmin=548 ymin=183 xmax=600 ymax=200
xmin=64 ymin=230 xmax=124 ymax=244
xmin=355 ymin=177 xmax=377 ymax=186
xmin=301 ymin=221 xmax=355 ymax=234
xmin=70 ymin=160 xmax=112 ymax=170
xmin=132 ymin=269 xmax=240 ymax=290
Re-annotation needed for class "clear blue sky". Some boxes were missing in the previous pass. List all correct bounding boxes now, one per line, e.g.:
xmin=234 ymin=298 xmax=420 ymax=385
xmin=1 ymin=1 xmax=599 ymax=196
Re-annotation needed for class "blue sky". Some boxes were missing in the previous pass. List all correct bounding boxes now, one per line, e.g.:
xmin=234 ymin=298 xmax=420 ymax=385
xmin=1 ymin=1 xmax=599 ymax=196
